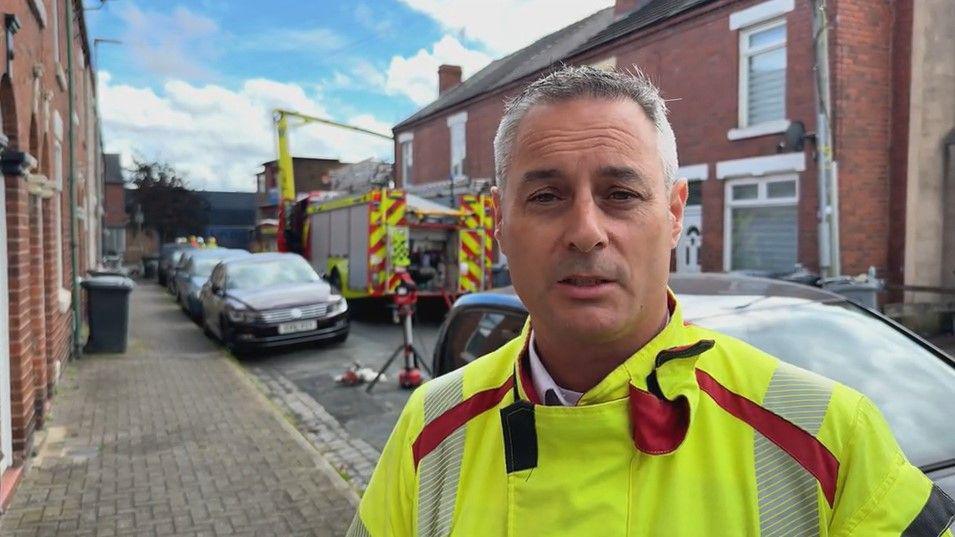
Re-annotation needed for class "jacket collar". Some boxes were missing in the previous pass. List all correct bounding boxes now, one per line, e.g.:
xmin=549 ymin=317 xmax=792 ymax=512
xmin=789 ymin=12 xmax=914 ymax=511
xmin=514 ymin=289 xmax=715 ymax=454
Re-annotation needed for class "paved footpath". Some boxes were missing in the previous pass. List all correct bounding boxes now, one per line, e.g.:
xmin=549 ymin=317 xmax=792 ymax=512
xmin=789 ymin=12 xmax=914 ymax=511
xmin=0 ymin=283 xmax=358 ymax=537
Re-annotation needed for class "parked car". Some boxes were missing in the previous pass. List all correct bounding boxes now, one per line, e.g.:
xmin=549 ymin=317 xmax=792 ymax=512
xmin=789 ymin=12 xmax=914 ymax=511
xmin=167 ymin=247 xmax=199 ymax=295
xmin=175 ymin=248 xmax=250 ymax=319
xmin=157 ymin=243 xmax=189 ymax=286
xmin=431 ymin=273 xmax=955 ymax=497
xmin=200 ymin=252 xmax=349 ymax=353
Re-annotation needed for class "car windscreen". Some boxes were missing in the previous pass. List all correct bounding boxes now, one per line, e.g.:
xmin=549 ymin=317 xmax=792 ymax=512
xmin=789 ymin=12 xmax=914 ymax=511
xmin=692 ymin=299 xmax=955 ymax=468
xmin=227 ymin=258 xmax=320 ymax=290
xmin=192 ymin=257 xmax=226 ymax=278
xmin=443 ymin=309 xmax=527 ymax=372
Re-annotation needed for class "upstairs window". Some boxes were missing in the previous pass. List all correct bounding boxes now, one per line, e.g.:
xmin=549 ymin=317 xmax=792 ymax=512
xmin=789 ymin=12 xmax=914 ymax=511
xmin=447 ymin=112 xmax=467 ymax=179
xmin=400 ymin=140 xmax=413 ymax=184
xmin=739 ymin=19 xmax=786 ymax=127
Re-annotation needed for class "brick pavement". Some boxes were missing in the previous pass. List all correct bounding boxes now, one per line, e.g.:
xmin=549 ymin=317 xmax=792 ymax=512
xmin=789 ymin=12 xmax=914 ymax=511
xmin=248 ymin=368 xmax=380 ymax=491
xmin=0 ymin=283 xmax=358 ymax=536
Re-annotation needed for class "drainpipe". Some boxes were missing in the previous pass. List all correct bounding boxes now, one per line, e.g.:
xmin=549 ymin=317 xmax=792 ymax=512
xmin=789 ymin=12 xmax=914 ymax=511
xmin=812 ymin=0 xmax=840 ymax=277
xmin=65 ymin=0 xmax=82 ymax=359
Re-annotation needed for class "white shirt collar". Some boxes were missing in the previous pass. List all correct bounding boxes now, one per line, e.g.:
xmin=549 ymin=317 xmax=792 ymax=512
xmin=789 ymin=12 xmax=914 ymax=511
xmin=528 ymin=331 xmax=583 ymax=406
xmin=527 ymin=309 xmax=672 ymax=407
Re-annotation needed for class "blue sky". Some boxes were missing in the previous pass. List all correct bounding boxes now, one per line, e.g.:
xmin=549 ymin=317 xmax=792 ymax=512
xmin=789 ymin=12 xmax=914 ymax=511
xmin=86 ymin=0 xmax=612 ymax=191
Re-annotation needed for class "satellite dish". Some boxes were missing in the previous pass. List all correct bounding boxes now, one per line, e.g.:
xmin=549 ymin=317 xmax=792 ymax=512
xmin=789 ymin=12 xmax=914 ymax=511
xmin=777 ymin=121 xmax=807 ymax=153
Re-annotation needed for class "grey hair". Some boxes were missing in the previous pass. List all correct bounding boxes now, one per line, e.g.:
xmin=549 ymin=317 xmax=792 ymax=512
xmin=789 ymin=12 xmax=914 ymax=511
xmin=493 ymin=65 xmax=678 ymax=191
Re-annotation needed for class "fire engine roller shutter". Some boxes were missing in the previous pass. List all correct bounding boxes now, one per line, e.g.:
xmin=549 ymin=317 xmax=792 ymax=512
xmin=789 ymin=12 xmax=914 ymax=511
xmin=348 ymin=204 xmax=369 ymax=290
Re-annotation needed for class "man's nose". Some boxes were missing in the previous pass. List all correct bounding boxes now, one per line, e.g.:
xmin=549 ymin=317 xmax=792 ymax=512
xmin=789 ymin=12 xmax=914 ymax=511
xmin=565 ymin=194 xmax=608 ymax=253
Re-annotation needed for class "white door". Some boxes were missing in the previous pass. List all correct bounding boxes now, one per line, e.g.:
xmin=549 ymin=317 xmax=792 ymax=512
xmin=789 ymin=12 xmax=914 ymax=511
xmin=0 ymin=176 xmax=13 ymax=475
xmin=677 ymin=205 xmax=702 ymax=273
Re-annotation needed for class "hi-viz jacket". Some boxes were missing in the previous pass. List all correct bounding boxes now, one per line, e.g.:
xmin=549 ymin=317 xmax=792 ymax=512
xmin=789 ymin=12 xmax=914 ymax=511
xmin=349 ymin=293 xmax=955 ymax=536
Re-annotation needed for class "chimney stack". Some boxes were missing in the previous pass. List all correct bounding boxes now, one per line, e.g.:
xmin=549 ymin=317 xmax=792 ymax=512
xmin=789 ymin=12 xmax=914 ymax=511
xmin=438 ymin=64 xmax=462 ymax=96
xmin=614 ymin=0 xmax=652 ymax=19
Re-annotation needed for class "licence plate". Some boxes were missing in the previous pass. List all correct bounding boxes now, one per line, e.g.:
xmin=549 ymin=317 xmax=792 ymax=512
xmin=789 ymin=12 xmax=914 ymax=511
xmin=278 ymin=320 xmax=318 ymax=334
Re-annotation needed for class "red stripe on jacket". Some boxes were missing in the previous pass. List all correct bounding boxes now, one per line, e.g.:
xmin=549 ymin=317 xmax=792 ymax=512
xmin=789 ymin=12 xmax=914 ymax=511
xmin=696 ymin=369 xmax=839 ymax=506
xmin=411 ymin=376 xmax=515 ymax=469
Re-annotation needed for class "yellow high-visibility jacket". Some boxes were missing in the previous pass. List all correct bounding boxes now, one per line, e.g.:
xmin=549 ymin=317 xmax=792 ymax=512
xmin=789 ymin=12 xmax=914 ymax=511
xmin=350 ymin=295 xmax=955 ymax=536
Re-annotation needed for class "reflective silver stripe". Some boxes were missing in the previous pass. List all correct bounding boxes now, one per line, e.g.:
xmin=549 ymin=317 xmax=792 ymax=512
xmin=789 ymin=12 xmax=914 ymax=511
xmin=417 ymin=370 xmax=466 ymax=537
xmin=346 ymin=513 xmax=372 ymax=537
xmin=902 ymin=485 xmax=955 ymax=537
xmin=755 ymin=362 xmax=834 ymax=536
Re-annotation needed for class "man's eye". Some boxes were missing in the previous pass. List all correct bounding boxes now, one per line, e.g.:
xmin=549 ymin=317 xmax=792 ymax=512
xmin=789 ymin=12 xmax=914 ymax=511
xmin=529 ymin=192 xmax=559 ymax=203
xmin=608 ymin=190 xmax=639 ymax=201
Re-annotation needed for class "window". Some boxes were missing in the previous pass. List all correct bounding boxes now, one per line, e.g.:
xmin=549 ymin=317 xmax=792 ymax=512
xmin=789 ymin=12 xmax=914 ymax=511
xmin=723 ymin=175 xmax=798 ymax=273
xmin=447 ymin=112 xmax=467 ymax=178
xmin=686 ymin=180 xmax=703 ymax=206
xmin=739 ymin=19 xmax=786 ymax=128
xmin=442 ymin=309 xmax=527 ymax=373
xmin=400 ymin=140 xmax=413 ymax=184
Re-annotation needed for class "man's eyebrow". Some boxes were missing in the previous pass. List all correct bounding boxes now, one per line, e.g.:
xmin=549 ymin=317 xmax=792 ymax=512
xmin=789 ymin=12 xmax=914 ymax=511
xmin=597 ymin=165 xmax=646 ymax=183
xmin=520 ymin=168 xmax=564 ymax=183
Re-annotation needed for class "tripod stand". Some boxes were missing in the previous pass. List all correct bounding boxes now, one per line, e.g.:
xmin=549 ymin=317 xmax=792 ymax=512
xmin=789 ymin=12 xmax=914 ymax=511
xmin=366 ymin=277 xmax=431 ymax=393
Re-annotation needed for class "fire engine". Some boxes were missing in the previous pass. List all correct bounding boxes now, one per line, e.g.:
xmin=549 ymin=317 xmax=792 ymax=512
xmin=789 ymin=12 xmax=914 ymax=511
xmin=273 ymin=109 xmax=494 ymax=301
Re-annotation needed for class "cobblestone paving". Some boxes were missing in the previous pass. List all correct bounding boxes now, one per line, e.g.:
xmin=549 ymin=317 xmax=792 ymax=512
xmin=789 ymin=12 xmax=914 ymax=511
xmin=247 ymin=368 xmax=380 ymax=491
xmin=0 ymin=283 xmax=358 ymax=536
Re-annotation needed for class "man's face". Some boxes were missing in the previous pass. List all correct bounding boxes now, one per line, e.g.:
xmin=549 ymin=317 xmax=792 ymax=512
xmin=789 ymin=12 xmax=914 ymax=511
xmin=494 ymin=97 xmax=687 ymax=344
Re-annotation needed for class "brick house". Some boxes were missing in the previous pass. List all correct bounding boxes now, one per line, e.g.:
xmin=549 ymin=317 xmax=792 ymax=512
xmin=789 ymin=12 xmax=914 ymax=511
xmin=0 ymin=0 xmax=103 ymax=506
xmin=393 ymin=0 xmax=955 ymax=301
xmin=255 ymin=157 xmax=348 ymax=223
xmin=102 ymin=153 xmax=126 ymax=256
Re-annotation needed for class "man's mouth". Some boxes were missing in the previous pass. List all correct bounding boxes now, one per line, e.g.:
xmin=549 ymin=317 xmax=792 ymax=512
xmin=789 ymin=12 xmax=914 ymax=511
xmin=558 ymin=275 xmax=614 ymax=287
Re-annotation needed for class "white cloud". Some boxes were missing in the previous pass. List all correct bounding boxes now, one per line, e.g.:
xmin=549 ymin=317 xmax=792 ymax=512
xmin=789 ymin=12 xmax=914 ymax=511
xmin=116 ymin=4 xmax=220 ymax=80
xmin=385 ymin=35 xmax=492 ymax=105
xmin=399 ymin=0 xmax=613 ymax=55
xmin=98 ymin=72 xmax=393 ymax=192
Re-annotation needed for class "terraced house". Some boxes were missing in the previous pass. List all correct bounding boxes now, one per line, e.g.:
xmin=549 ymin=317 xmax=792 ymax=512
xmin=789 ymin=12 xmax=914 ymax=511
xmin=0 ymin=0 xmax=103 ymax=506
xmin=393 ymin=0 xmax=955 ymax=304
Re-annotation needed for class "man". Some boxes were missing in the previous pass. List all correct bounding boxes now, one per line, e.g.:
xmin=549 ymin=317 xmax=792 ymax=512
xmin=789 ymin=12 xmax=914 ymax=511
xmin=349 ymin=67 xmax=954 ymax=536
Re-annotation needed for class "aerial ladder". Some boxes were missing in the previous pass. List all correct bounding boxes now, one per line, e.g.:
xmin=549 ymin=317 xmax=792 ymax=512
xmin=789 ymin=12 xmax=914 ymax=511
xmin=273 ymin=108 xmax=393 ymax=252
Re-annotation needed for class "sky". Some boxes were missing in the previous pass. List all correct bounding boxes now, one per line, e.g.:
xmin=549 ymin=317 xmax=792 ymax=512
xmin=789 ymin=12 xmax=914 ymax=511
xmin=86 ymin=0 xmax=613 ymax=192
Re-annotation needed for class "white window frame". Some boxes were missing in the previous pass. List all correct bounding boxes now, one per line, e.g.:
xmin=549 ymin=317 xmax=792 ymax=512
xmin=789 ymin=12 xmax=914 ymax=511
xmin=722 ymin=174 xmax=799 ymax=271
xmin=400 ymin=139 xmax=413 ymax=185
xmin=447 ymin=111 xmax=467 ymax=179
xmin=397 ymin=132 xmax=413 ymax=185
xmin=736 ymin=17 xmax=787 ymax=132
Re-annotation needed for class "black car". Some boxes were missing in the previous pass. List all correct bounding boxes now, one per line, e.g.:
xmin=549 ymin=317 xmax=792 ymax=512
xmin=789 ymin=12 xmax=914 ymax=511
xmin=157 ymin=242 xmax=189 ymax=287
xmin=432 ymin=273 xmax=955 ymax=497
xmin=200 ymin=252 xmax=349 ymax=353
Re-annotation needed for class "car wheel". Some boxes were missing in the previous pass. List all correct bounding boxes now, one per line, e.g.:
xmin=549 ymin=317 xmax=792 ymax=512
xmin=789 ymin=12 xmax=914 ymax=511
xmin=202 ymin=318 xmax=214 ymax=339
xmin=220 ymin=316 xmax=245 ymax=355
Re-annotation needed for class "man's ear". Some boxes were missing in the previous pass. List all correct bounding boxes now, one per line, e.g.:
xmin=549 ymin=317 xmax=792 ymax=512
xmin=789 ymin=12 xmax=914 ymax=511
xmin=492 ymin=185 xmax=507 ymax=255
xmin=668 ymin=179 xmax=688 ymax=249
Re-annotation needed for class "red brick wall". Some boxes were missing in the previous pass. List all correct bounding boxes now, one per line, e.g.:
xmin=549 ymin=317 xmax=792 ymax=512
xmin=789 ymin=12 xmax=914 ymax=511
xmin=408 ymin=117 xmax=453 ymax=185
xmin=2 ymin=0 xmax=99 ymax=463
xmin=830 ymin=0 xmax=895 ymax=277
xmin=4 ymin=173 xmax=37 ymax=462
xmin=886 ymin=0 xmax=913 ymax=294
xmin=28 ymin=197 xmax=48 ymax=426
xmin=104 ymin=183 xmax=127 ymax=227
